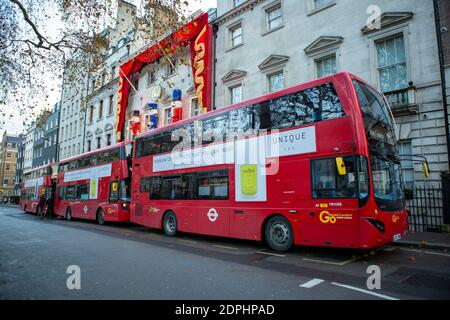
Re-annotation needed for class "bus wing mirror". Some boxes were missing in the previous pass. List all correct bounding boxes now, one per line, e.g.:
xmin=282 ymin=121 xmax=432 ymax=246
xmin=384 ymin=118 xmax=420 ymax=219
xmin=336 ymin=157 xmax=347 ymax=176
xmin=422 ymin=161 xmax=430 ymax=178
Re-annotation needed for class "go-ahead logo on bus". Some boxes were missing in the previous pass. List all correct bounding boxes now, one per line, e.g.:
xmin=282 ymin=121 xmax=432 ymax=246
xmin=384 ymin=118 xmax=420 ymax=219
xmin=207 ymin=208 xmax=219 ymax=222
xmin=83 ymin=205 xmax=88 ymax=214
xmin=319 ymin=211 xmax=353 ymax=224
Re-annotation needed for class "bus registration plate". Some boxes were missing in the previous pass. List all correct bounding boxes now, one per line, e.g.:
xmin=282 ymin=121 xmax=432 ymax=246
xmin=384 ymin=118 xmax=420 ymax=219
xmin=393 ymin=234 xmax=402 ymax=242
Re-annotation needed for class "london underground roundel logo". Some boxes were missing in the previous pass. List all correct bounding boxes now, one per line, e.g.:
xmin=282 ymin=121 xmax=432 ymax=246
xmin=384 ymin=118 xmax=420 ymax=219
xmin=207 ymin=208 xmax=219 ymax=222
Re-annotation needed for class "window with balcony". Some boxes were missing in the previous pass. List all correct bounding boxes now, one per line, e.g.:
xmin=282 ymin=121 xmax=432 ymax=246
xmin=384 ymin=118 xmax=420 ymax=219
xmin=376 ymin=34 xmax=407 ymax=93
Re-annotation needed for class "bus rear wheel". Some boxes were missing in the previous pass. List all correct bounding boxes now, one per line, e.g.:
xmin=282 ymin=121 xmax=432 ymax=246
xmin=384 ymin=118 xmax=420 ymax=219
xmin=65 ymin=208 xmax=72 ymax=221
xmin=163 ymin=211 xmax=177 ymax=237
xmin=265 ymin=216 xmax=294 ymax=252
xmin=97 ymin=208 xmax=105 ymax=225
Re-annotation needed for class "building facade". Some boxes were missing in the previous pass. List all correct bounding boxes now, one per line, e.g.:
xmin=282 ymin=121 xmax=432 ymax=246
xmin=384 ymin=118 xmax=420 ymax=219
xmin=0 ymin=132 xmax=20 ymax=200
xmin=436 ymin=0 xmax=450 ymax=168
xmin=23 ymin=126 xmax=35 ymax=172
xmin=84 ymin=0 xmax=143 ymax=152
xmin=58 ymin=53 xmax=89 ymax=161
xmin=32 ymin=104 xmax=60 ymax=167
xmin=14 ymin=134 xmax=24 ymax=196
xmin=213 ymin=0 xmax=449 ymax=187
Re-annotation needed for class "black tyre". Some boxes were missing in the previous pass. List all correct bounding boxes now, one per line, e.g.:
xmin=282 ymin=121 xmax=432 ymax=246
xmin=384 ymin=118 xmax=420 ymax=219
xmin=97 ymin=208 xmax=105 ymax=225
xmin=264 ymin=215 xmax=294 ymax=252
xmin=66 ymin=207 xmax=72 ymax=221
xmin=162 ymin=211 xmax=177 ymax=237
xmin=23 ymin=205 xmax=27 ymax=213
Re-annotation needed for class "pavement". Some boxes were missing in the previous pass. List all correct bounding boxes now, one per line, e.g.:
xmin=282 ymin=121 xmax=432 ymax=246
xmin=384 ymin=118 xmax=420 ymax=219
xmin=395 ymin=231 xmax=450 ymax=251
xmin=1 ymin=205 xmax=450 ymax=300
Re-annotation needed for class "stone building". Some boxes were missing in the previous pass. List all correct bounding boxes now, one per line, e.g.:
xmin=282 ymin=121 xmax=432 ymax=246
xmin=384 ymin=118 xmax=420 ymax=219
xmin=13 ymin=134 xmax=24 ymax=197
xmin=212 ymin=0 xmax=449 ymax=187
xmin=84 ymin=0 xmax=144 ymax=152
xmin=32 ymin=103 xmax=60 ymax=167
xmin=0 ymin=132 xmax=20 ymax=200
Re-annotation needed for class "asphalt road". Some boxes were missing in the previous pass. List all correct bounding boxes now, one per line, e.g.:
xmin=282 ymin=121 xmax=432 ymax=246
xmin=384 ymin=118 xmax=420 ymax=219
xmin=0 ymin=205 xmax=449 ymax=300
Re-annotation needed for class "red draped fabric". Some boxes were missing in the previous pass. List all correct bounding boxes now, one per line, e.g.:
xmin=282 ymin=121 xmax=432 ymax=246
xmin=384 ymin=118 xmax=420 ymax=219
xmin=116 ymin=13 xmax=212 ymax=141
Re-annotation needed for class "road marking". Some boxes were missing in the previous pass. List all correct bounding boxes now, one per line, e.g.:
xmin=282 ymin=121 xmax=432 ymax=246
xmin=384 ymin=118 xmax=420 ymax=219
xmin=179 ymin=239 xmax=197 ymax=244
xmin=213 ymin=245 xmax=238 ymax=250
xmin=299 ymin=279 xmax=324 ymax=288
xmin=424 ymin=251 xmax=450 ymax=258
xmin=303 ymin=256 xmax=359 ymax=266
xmin=331 ymin=282 xmax=400 ymax=300
xmin=256 ymin=251 xmax=286 ymax=257
xmin=381 ymin=246 xmax=397 ymax=252
xmin=400 ymin=248 xmax=450 ymax=257
xmin=400 ymin=248 xmax=422 ymax=253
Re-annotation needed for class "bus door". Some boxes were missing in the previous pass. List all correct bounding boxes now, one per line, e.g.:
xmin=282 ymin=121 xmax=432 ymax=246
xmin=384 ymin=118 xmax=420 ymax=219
xmin=195 ymin=171 xmax=230 ymax=238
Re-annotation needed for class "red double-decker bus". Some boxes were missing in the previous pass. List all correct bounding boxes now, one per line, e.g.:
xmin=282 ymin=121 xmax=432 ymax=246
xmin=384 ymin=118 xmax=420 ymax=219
xmin=131 ymin=72 xmax=411 ymax=251
xmin=54 ymin=141 xmax=133 ymax=224
xmin=20 ymin=164 xmax=56 ymax=215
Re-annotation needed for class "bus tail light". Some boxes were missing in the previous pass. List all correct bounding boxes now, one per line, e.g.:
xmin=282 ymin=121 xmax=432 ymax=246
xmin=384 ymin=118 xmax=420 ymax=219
xmin=366 ymin=218 xmax=385 ymax=234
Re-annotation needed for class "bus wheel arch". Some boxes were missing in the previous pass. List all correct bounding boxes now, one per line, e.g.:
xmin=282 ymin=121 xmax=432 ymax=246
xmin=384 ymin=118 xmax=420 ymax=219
xmin=96 ymin=207 xmax=105 ymax=225
xmin=263 ymin=214 xmax=294 ymax=252
xmin=65 ymin=207 xmax=72 ymax=221
xmin=162 ymin=210 xmax=178 ymax=237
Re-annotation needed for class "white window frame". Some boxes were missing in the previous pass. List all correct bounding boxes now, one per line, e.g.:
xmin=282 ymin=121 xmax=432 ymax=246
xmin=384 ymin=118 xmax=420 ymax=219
xmin=230 ymin=84 xmax=243 ymax=105
xmin=267 ymin=70 xmax=285 ymax=93
xmin=263 ymin=1 xmax=283 ymax=34
xmin=315 ymin=53 xmax=338 ymax=78
xmin=366 ymin=25 xmax=412 ymax=92
xmin=228 ymin=21 xmax=243 ymax=50
xmin=307 ymin=0 xmax=336 ymax=15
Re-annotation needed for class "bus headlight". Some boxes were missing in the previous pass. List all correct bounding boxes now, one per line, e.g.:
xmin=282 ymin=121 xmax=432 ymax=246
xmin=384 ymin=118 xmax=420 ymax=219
xmin=121 ymin=203 xmax=129 ymax=211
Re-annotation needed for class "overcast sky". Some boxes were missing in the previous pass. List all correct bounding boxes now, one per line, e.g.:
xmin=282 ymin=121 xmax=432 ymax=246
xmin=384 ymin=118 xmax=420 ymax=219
xmin=1 ymin=0 xmax=217 ymax=138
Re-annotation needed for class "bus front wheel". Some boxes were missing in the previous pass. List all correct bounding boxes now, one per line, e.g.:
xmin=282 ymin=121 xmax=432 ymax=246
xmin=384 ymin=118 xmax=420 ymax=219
xmin=65 ymin=208 xmax=72 ymax=221
xmin=163 ymin=211 xmax=177 ymax=237
xmin=97 ymin=208 xmax=105 ymax=225
xmin=265 ymin=216 xmax=294 ymax=252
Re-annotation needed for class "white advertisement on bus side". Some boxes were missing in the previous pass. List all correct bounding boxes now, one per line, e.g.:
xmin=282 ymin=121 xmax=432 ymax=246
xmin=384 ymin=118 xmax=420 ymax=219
xmin=63 ymin=164 xmax=112 ymax=200
xmin=24 ymin=177 xmax=44 ymax=189
xmin=152 ymin=126 xmax=317 ymax=173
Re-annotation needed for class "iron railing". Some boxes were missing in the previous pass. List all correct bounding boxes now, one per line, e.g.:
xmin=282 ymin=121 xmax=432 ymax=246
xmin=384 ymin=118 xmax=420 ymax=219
xmin=406 ymin=186 xmax=445 ymax=232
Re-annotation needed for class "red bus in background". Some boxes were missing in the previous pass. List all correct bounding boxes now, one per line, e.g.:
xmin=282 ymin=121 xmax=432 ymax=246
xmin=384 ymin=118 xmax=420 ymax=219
xmin=131 ymin=72 xmax=412 ymax=252
xmin=54 ymin=141 xmax=133 ymax=224
xmin=20 ymin=164 xmax=56 ymax=215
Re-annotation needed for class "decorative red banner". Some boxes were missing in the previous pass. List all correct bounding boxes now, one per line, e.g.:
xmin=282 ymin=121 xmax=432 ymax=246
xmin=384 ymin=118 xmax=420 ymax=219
xmin=116 ymin=13 xmax=212 ymax=141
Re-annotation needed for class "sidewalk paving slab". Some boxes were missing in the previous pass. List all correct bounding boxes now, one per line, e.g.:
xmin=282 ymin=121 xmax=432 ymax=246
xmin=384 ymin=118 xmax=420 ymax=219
xmin=394 ymin=231 xmax=450 ymax=251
